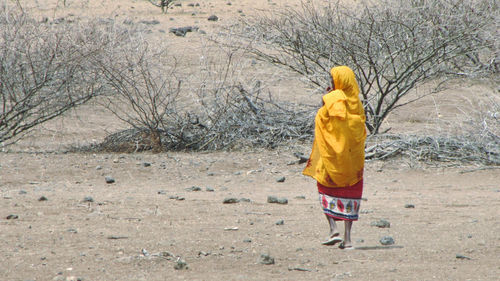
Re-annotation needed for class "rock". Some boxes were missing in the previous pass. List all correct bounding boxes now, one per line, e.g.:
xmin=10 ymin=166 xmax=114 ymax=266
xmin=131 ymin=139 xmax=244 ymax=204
xmin=198 ymin=251 xmax=210 ymax=256
xmin=223 ymin=197 xmax=239 ymax=204
xmin=6 ymin=214 xmax=19 ymax=220
xmin=207 ymin=15 xmax=219 ymax=21
xmin=240 ymin=198 xmax=251 ymax=202
xmin=259 ymin=253 xmax=275 ymax=265
xmin=276 ymin=176 xmax=286 ymax=183
xmin=404 ymin=204 xmax=415 ymax=208
xmin=174 ymin=3 xmax=181 ymax=6
xmin=205 ymin=187 xmax=215 ymax=192
xmin=174 ymin=258 xmax=188 ymax=270
xmin=157 ymin=190 xmax=167 ymax=195
xmin=38 ymin=196 xmax=48 ymax=201
xmin=275 ymin=219 xmax=284 ymax=225
xmin=380 ymin=236 xmax=395 ymax=245
xmin=67 ymin=228 xmax=78 ymax=234
xmin=295 ymin=195 xmax=306 ymax=199
xmin=105 ymin=176 xmax=115 ymax=184
xmin=267 ymin=196 xmax=278 ymax=203
xmin=169 ymin=26 xmax=199 ymax=37
xmin=243 ymin=238 xmax=252 ymax=243
xmin=141 ymin=248 xmax=150 ymax=256
xmin=267 ymin=196 xmax=288 ymax=204
xmin=185 ymin=186 xmax=202 ymax=192
xmin=83 ymin=196 xmax=94 ymax=203
xmin=187 ymin=3 xmax=195 ymax=7
xmin=19 ymin=190 xmax=28 ymax=195
xmin=277 ymin=198 xmax=288 ymax=204
xmin=207 ymin=172 xmax=215 ymax=176
xmin=456 ymin=254 xmax=471 ymax=260
xmin=95 ymin=165 xmax=102 ymax=170
xmin=371 ymin=219 xmax=390 ymax=228
xmin=142 ymin=162 xmax=151 ymax=167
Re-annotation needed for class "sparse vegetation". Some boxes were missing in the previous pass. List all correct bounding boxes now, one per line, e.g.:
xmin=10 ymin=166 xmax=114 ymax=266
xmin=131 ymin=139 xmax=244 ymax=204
xmin=231 ymin=0 xmax=498 ymax=134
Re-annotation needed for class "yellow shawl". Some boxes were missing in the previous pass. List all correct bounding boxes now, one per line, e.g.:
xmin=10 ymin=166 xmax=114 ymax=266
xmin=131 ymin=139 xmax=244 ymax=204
xmin=303 ymin=66 xmax=366 ymax=187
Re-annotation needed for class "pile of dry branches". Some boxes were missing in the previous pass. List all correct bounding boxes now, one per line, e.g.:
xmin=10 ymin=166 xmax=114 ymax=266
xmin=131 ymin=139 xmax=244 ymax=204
xmin=366 ymin=134 xmax=500 ymax=165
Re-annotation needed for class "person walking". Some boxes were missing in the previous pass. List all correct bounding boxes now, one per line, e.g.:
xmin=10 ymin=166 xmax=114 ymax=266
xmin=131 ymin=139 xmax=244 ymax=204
xmin=303 ymin=66 xmax=367 ymax=249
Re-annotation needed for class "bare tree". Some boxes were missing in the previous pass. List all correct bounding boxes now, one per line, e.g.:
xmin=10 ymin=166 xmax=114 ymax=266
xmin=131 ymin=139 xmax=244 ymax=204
xmin=147 ymin=0 xmax=176 ymax=13
xmin=231 ymin=0 xmax=499 ymax=134
xmin=0 ymin=5 xmax=114 ymax=146
xmin=94 ymin=40 xmax=182 ymax=152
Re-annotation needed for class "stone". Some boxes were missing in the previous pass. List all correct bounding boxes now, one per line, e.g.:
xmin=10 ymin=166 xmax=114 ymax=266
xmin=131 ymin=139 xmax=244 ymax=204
xmin=6 ymin=214 xmax=19 ymax=220
xmin=142 ymin=162 xmax=151 ymax=167
xmin=186 ymin=186 xmax=202 ymax=192
xmin=205 ymin=187 xmax=215 ymax=192
xmin=371 ymin=219 xmax=390 ymax=228
xmin=169 ymin=26 xmax=199 ymax=37
xmin=19 ymin=190 xmax=28 ymax=195
xmin=276 ymin=176 xmax=286 ymax=183
xmin=275 ymin=219 xmax=284 ymax=225
xmin=277 ymin=198 xmax=288 ymax=204
xmin=295 ymin=195 xmax=306 ymax=199
xmin=267 ymin=196 xmax=288 ymax=204
xmin=380 ymin=236 xmax=395 ymax=245
xmin=83 ymin=196 xmax=94 ymax=203
xmin=240 ymin=198 xmax=251 ymax=202
xmin=208 ymin=15 xmax=219 ymax=21
xmin=456 ymin=254 xmax=471 ymax=260
xmin=95 ymin=165 xmax=102 ymax=170
xmin=38 ymin=196 xmax=48 ymax=201
xmin=105 ymin=176 xmax=115 ymax=184
xmin=259 ymin=253 xmax=275 ymax=265
xmin=404 ymin=204 xmax=415 ymax=208
xmin=157 ymin=190 xmax=167 ymax=195
xmin=174 ymin=258 xmax=188 ymax=270
xmin=223 ymin=197 xmax=239 ymax=204
xmin=243 ymin=238 xmax=252 ymax=243
xmin=267 ymin=196 xmax=278 ymax=203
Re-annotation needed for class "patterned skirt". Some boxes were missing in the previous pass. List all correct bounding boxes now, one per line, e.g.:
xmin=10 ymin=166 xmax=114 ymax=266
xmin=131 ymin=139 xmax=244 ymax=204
xmin=317 ymin=180 xmax=363 ymax=221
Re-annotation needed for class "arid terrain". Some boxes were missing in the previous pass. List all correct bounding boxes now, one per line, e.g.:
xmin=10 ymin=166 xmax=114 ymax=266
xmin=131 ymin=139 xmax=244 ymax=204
xmin=1 ymin=0 xmax=499 ymax=280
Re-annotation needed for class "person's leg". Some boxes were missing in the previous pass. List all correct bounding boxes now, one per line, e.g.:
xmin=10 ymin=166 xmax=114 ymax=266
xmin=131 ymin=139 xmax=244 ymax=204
xmin=342 ymin=220 xmax=353 ymax=248
xmin=326 ymin=215 xmax=340 ymax=238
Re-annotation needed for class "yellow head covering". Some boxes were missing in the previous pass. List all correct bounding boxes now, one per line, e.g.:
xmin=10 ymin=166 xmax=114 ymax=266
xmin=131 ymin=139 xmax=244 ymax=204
xmin=303 ymin=66 xmax=366 ymax=187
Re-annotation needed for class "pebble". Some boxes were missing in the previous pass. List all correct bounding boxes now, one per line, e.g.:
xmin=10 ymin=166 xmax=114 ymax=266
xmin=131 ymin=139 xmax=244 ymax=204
xmin=6 ymin=214 xmax=19 ymax=220
xmin=96 ymin=165 xmax=102 ymax=170
xmin=275 ymin=219 xmax=284 ymax=225
xmin=380 ymin=236 xmax=395 ymax=245
xmin=456 ymin=254 xmax=471 ymax=260
xmin=258 ymin=253 xmax=275 ymax=265
xmin=295 ymin=195 xmax=306 ymax=199
xmin=174 ymin=258 xmax=188 ymax=270
xmin=157 ymin=190 xmax=167 ymax=195
xmin=142 ymin=162 xmax=151 ymax=167
xmin=19 ymin=190 xmax=28 ymax=195
xmin=243 ymin=238 xmax=252 ymax=243
xmin=83 ymin=196 xmax=94 ymax=203
xmin=404 ymin=204 xmax=415 ymax=208
xmin=105 ymin=176 xmax=115 ymax=184
xmin=371 ymin=219 xmax=390 ymax=228
xmin=208 ymin=15 xmax=219 ymax=21
xmin=240 ymin=198 xmax=251 ymax=202
xmin=38 ymin=196 xmax=48 ymax=201
xmin=185 ymin=186 xmax=202 ymax=192
xmin=276 ymin=176 xmax=286 ymax=183
xmin=267 ymin=196 xmax=288 ymax=204
xmin=205 ymin=187 xmax=215 ymax=192
xmin=223 ymin=197 xmax=240 ymax=204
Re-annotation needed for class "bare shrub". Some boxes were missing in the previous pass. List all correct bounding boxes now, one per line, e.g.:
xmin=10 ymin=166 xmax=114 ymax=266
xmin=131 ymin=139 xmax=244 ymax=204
xmin=0 ymin=5 xmax=118 ymax=146
xmin=230 ymin=0 xmax=499 ymax=134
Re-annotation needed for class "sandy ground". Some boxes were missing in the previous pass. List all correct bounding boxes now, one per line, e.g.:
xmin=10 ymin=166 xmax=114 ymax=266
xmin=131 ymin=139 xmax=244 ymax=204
xmin=1 ymin=0 xmax=500 ymax=280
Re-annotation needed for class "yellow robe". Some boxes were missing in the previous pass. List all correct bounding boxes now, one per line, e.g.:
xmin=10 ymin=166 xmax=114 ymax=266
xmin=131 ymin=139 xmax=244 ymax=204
xmin=303 ymin=66 xmax=366 ymax=187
